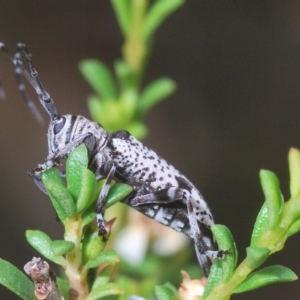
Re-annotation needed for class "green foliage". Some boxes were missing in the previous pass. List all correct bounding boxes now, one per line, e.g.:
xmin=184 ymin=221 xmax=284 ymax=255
xmin=0 ymin=259 xmax=34 ymax=300
xmin=1 ymin=145 xmax=132 ymax=299
xmin=79 ymin=0 xmax=183 ymax=139
xmin=155 ymin=283 xmax=177 ymax=300
xmin=2 ymin=1 xmax=300 ymax=299
xmin=203 ymin=148 xmax=300 ymax=300
xmin=3 ymin=145 xmax=300 ymax=299
xmin=233 ymin=265 xmax=297 ymax=293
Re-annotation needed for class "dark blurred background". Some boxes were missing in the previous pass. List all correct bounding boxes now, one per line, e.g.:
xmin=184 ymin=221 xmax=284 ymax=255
xmin=1 ymin=1 xmax=300 ymax=299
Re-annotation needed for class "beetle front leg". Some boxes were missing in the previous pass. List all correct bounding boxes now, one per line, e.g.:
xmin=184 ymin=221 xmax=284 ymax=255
xmin=28 ymin=132 xmax=95 ymax=175
xmin=95 ymin=161 xmax=117 ymax=240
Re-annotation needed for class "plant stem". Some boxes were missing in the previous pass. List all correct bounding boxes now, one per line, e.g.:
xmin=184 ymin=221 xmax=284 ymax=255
xmin=205 ymin=260 xmax=252 ymax=300
xmin=122 ymin=0 xmax=148 ymax=88
xmin=64 ymin=215 xmax=89 ymax=300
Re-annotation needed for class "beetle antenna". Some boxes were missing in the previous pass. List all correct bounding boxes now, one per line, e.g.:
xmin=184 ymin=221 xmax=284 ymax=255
xmin=0 ymin=43 xmax=59 ymax=124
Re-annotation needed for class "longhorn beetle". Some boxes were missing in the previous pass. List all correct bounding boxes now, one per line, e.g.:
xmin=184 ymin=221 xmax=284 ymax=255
xmin=0 ymin=43 xmax=226 ymax=276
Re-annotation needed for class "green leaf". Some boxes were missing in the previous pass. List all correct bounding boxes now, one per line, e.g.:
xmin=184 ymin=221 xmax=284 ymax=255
xmin=211 ymin=224 xmax=237 ymax=281
xmin=92 ymin=265 xmax=115 ymax=288
xmin=87 ymin=95 xmax=105 ymax=125
xmin=114 ymin=59 xmax=135 ymax=90
xmin=119 ymin=89 xmax=138 ymax=121
xmin=87 ymin=96 xmax=123 ymax=131
xmin=79 ymin=59 xmax=118 ymax=99
xmin=104 ymin=183 xmax=133 ymax=209
xmin=66 ymin=144 xmax=89 ymax=200
xmin=26 ymin=230 xmax=52 ymax=259
xmin=259 ymin=170 xmax=283 ymax=229
xmin=76 ymin=169 xmax=97 ymax=212
xmin=234 ymin=265 xmax=297 ymax=293
xmin=87 ymin=282 xmax=124 ymax=300
xmin=203 ymin=259 xmax=223 ymax=299
xmin=45 ymin=180 xmax=76 ymax=218
xmin=124 ymin=121 xmax=148 ymax=140
xmin=26 ymin=230 xmax=64 ymax=265
xmin=82 ymin=204 xmax=96 ymax=228
xmin=56 ymin=277 xmax=69 ymax=300
xmin=51 ymin=240 xmax=75 ymax=256
xmin=85 ymin=249 xmax=120 ymax=269
xmin=0 ymin=258 xmax=34 ymax=300
xmin=41 ymin=168 xmax=64 ymax=186
xmin=82 ymin=229 xmax=106 ymax=263
xmin=41 ymin=169 xmax=67 ymax=222
xmin=142 ymin=0 xmax=184 ymax=40
xmin=287 ymin=218 xmax=300 ymax=237
xmin=110 ymin=0 xmax=131 ymax=37
xmin=251 ymin=202 xmax=269 ymax=246
xmin=155 ymin=284 xmax=176 ymax=300
xmin=288 ymin=148 xmax=300 ymax=198
xmin=139 ymin=77 xmax=176 ymax=113
xmin=246 ymin=246 xmax=270 ymax=269
xmin=161 ymin=282 xmax=177 ymax=297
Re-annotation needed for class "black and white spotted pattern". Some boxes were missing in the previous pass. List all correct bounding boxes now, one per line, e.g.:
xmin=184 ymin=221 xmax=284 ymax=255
xmin=1 ymin=42 xmax=223 ymax=276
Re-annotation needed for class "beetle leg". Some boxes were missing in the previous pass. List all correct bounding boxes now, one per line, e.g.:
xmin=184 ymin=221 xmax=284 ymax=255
xmin=95 ymin=161 xmax=117 ymax=239
xmin=129 ymin=187 xmax=184 ymax=206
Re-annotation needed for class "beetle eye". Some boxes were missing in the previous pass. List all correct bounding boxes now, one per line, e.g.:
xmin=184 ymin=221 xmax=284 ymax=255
xmin=53 ymin=116 xmax=66 ymax=134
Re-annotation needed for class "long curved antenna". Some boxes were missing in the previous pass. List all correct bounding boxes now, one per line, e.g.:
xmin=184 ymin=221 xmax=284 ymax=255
xmin=16 ymin=43 xmax=58 ymax=121
xmin=0 ymin=42 xmax=44 ymax=125
xmin=0 ymin=43 xmax=58 ymax=124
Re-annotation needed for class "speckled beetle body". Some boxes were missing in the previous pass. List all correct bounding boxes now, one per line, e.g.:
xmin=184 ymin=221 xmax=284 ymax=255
xmin=0 ymin=43 xmax=224 ymax=276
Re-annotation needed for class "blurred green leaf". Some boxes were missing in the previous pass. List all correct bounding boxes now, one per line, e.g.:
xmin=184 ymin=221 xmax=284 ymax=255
xmin=259 ymin=170 xmax=283 ymax=229
xmin=66 ymin=144 xmax=89 ymax=200
xmin=161 ymin=282 xmax=177 ymax=297
xmin=211 ymin=224 xmax=237 ymax=281
xmin=251 ymin=202 xmax=269 ymax=246
xmin=142 ymin=0 xmax=184 ymax=40
xmin=26 ymin=230 xmax=64 ymax=264
xmin=125 ymin=121 xmax=148 ymax=140
xmin=82 ymin=229 xmax=106 ymax=263
xmin=0 ymin=258 xmax=34 ymax=300
xmin=246 ymin=246 xmax=270 ymax=269
xmin=114 ymin=59 xmax=135 ymax=90
xmin=51 ymin=240 xmax=75 ymax=256
xmin=87 ymin=95 xmax=105 ymax=125
xmin=87 ymin=282 xmax=124 ymax=300
xmin=110 ymin=0 xmax=131 ymax=37
xmin=56 ymin=277 xmax=69 ymax=300
xmin=80 ymin=59 xmax=118 ymax=99
xmin=104 ymin=183 xmax=133 ymax=209
xmin=234 ymin=265 xmax=297 ymax=293
xmin=92 ymin=265 xmax=115 ymax=289
xmin=119 ymin=90 xmax=138 ymax=122
xmin=155 ymin=284 xmax=176 ymax=300
xmin=288 ymin=148 xmax=300 ymax=198
xmin=88 ymin=96 xmax=124 ymax=131
xmin=85 ymin=249 xmax=120 ymax=269
xmin=139 ymin=77 xmax=176 ymax=113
